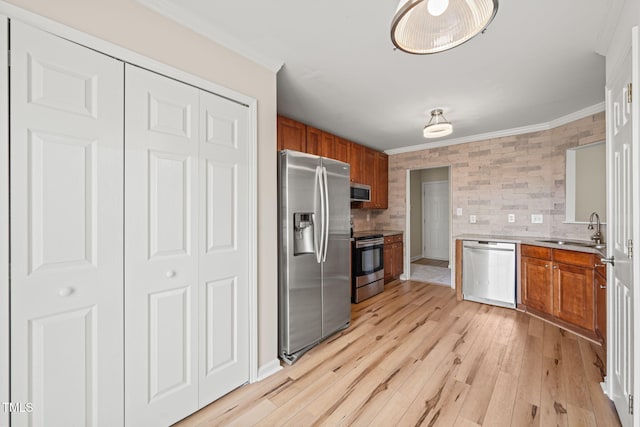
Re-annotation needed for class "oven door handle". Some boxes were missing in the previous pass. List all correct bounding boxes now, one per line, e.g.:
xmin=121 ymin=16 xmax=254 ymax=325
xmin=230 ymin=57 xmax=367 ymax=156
xmin=355 ymin=238 xmax=384 ymax=248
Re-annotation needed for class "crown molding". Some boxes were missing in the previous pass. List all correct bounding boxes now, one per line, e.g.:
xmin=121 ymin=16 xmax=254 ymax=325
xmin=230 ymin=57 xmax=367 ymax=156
xmin=136 ymin=0 xmax=284 ymax=73
xmin=384 ymin=102 xmax=605 ymax=155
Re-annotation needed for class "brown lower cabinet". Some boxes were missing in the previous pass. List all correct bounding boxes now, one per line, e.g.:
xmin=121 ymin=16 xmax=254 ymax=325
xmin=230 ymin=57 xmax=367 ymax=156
xmin=595 ymin=262 xmax=607 ymax=342
xmin=521 ymin=244 xmax=603 ymax=340
xmin=384 ymin=234 xmax=403 ymax=283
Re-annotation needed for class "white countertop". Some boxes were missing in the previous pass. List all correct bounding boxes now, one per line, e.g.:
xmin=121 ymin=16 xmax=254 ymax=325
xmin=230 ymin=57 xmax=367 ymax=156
xmin=456 ymin=234 xmax=607 ymax=256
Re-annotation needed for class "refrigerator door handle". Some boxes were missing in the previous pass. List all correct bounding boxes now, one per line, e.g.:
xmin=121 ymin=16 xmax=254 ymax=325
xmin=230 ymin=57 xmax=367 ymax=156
xmin=322 ymin=166 xmax=330 ymax=262
xmin=316 ymin=166 xmax=325 ymax=263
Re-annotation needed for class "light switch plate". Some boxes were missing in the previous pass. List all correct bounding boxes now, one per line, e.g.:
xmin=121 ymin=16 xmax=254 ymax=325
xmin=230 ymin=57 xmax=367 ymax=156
xmin=456 ymin=208 xmax=462 ymax=216
xmin=508 ymin=214 xmax=515 ymax=223
xmin=469 ymin=215 xmax=477 ymax=224
xmin=531 ymin=214 xmax=543 ymax=224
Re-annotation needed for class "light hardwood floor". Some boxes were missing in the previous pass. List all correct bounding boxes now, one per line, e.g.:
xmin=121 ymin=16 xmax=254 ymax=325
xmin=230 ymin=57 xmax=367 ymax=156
xmin=175 ymin=280 xmax=621 ymax=426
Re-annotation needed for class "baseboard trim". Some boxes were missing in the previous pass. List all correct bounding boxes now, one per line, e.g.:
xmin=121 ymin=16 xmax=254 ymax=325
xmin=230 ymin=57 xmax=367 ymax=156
xmin=410 ymin=255 xmax=421 ymax=262
xmin=255 ymin=359 xmax=282 ymax=382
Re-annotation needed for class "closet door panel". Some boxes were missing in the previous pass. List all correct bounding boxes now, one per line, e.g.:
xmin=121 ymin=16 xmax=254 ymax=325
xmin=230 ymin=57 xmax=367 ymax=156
xmin=10 ymin=21 xmax=124 ymax=426
xmin=124 ymin=65 xmax=199 ymax=427
xmin=198 ymin=91 xmax=250 ymax=406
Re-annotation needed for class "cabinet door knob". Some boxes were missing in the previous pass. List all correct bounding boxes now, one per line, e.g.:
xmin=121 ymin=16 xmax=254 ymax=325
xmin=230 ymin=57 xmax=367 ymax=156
xmin=600 ymin=285 xmax=607 ymax=289
xmin=544 ymin=264 xmax=549 ymax=268
xmin=552 ymin=265 xmax=558 ymax=269
xmin=58 ymin=287 xmax=74 ymax=297
xmin=166 ymin=270 xmax=176 ymax=278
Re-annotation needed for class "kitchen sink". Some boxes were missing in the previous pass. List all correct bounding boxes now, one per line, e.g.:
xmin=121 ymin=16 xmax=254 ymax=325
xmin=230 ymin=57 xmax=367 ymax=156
xmin=536 ymin=239 xmax=606 ymax=250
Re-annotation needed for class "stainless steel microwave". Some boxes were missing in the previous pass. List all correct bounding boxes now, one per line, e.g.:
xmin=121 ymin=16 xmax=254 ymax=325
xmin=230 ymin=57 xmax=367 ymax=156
xmin=350 ymin=183 xmax=371 ymax=202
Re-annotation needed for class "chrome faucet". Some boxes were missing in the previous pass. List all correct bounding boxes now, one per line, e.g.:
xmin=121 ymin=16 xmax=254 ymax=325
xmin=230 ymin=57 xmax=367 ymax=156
xmin=588 ymin=212 xmax=602 ymax=244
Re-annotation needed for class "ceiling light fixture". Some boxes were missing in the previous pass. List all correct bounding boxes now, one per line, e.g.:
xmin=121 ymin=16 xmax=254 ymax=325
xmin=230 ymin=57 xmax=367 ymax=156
xmin=391 ymin=0 xmax=499 ymax=54
xmin=423 ymin=109 xmax=452 ymax=138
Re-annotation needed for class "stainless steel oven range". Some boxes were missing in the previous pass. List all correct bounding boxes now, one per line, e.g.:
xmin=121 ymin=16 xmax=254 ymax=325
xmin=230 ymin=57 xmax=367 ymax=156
xmin=351 ymin=234 xmax=384 ymax=303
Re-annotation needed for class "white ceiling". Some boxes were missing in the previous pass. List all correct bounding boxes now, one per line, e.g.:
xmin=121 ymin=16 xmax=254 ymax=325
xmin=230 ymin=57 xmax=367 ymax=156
xmin=140 ymin=0 xmax=608 ymax=152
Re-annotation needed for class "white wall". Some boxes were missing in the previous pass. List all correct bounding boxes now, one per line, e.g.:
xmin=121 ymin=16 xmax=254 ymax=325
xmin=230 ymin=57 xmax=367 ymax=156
xmin=409 ymin=170 xmax=422 ymax=258
xmin=574 ymin=142 xmax=606 ymax=221
xmin=4 ymin=0 xmax=279 ymax=370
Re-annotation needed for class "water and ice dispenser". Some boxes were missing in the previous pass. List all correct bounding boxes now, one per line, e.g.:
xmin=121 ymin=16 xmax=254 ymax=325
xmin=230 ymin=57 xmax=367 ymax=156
xmin=293 ymin=212 xmax=315 ymax=255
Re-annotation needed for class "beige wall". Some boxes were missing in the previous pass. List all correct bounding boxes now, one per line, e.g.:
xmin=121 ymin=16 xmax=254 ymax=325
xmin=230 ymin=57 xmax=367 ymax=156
xmin=5 ymin=0 xmax=279 ymax=369
xmin=371 ymin=113 xmax=606 ymax=254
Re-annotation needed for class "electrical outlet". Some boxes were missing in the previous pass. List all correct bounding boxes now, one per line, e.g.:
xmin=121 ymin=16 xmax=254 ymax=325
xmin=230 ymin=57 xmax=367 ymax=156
xmin=531 ymin=214 xmax=543 ymax=224
xmin=469 ymin=215 xmax=477 ymax=224
xmin=456 ymin=208 xmax=463 ymax=216
xmin=508 ymin=214 xmax=515 ymax=223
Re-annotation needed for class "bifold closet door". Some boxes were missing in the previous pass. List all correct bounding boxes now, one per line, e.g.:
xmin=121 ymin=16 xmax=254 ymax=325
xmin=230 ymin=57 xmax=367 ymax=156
xmin=124 ymin=65 xmax=200 ymax=426
xmin=125 ymin=64 xmax=251 ymax=424
xmin=197 ymin=89 xmax=250 ymax=406
xmin=10 ymin=21 xmax=124 ymax=427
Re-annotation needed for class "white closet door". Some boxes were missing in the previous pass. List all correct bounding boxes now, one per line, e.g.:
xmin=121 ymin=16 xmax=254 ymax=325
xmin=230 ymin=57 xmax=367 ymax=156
xmin=10 ymin=21 xmax=124 ymax=427
xmin=124 ymin=65 xmax=199 ymax=426
xmin=198 ymin=91 xmax=250 ymax=406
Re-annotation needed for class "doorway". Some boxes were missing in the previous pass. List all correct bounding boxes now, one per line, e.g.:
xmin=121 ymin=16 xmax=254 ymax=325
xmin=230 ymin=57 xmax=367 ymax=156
xmin=407 ymin=167 xmax=451 ymax=286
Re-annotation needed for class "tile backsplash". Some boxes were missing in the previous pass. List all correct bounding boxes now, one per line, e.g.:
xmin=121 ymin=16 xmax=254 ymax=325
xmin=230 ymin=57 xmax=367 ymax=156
xmin=352 ymin=112 xmax=606 ymax=244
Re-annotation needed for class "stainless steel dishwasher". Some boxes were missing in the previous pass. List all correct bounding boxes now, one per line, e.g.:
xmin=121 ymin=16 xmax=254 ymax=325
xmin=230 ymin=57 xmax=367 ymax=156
xmin=462 ymin=240 xmax=516 ymax=308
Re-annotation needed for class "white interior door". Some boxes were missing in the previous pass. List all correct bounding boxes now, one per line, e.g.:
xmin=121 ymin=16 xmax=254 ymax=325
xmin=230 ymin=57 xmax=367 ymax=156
xmin=606 ymin=28 xmax=635 ymax=426
xmin=124 ymin=65 xmax=200 ymax=426
xmin=10 ymin=21 xmax=124 ymax=426
xmin=422 ymin=181 xmax=449 ymax=261
xmin=197 ymin=90 xmax=250 ymax=406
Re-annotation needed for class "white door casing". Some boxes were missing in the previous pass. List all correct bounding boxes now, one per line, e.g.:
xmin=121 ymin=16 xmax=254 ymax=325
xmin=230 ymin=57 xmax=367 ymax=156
xmin=606 ymin=27 xmax=635 ymax=427
xmin=198 ymin=89 xmax=250 ymax=406
xmin=124 ymin=64 xmax=200 ymax=426
xmin=10 ymin=21 xmax=124 ymax=427
xmin=422 ymin=181 xmax=449 ymax=261
xmin=0 ymin=15 xmax=9 ymax=427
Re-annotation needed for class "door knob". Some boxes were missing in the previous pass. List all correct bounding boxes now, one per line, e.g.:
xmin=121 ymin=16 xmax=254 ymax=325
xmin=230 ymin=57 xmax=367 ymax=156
xmin=166 ymin=270 xmax=176 ymax=278
xmin=601 ymin=256 xmax=615 ymax=267
xmin=58 ymin=287 xmax=74 ymax=297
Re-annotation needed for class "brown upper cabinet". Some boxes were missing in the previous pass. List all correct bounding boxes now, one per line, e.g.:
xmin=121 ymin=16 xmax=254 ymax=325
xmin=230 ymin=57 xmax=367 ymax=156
xmin=277 ymin=115 xmax=306 ymax=152
xmin=375 ymin=152 xmax=388 ymax=209
xmin=305 ymin=125 xmax=322 ymax=156
xmin=361 ymin=149 xmax=388 ymax=209
xmin=277 ymin=115 xmax=388 ymax=210
xmin=349 ymin=143 xmax=365 ymax=183
xmin=331 ymin=137 xmax=350 ymax=164
xmin=306 ymin=126 xmax=331 ymax=157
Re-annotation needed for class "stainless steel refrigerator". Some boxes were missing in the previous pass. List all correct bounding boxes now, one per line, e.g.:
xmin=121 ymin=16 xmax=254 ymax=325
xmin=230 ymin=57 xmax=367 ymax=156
xmin=278 ymin=150 xmax=351 ymax=364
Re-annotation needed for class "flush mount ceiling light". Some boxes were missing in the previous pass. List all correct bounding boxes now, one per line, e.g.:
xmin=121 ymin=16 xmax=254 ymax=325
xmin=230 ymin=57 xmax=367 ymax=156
xmin=423 ymin=109 xmax=452 ymax=138
xmin=391 ymin=0 xmax=499 ymax=54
